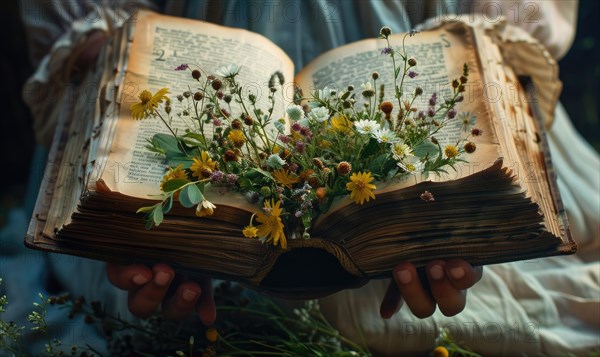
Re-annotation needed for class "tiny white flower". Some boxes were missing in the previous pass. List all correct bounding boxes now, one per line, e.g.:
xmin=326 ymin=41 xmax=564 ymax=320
xmin=195 ymin=198 xmax=216 ymax=217
xmin=372 ymin=127 xmax=399 ymax=144
xmin=307 ymin=106 xmax=329 ymax=123
xmin=360 ymin=82 xmax=373 ymax=91
xmin=215 ymin=64 xmax=241 ymax=78
xmin=286 ymin=104 xmax=305 ymax=122
xmin=266 ymin=153 xmax=285 ymax=169
xmin=354 ymin=119 xmax=379 ymax=134
xmin=273 ymin=119 xmax=286 ymax=133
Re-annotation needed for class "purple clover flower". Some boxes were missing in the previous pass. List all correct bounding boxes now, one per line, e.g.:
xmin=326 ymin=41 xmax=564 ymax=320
xmin=174 ymin=64 xmax=189 ymax=71
xmin=381 ymin=47 xmax=393 ymax=55
xmin=211 ymin=170 xmax=225 ymax=183
xmin=278 ymin=134 xmax=291 ymax=144
xmin=408 ymin=71 xmax=418 ymax=79
xmin=226 ymin=173 xmax=238 ymax=184
xmin=429 ymin=93 xmax=437 ymax=107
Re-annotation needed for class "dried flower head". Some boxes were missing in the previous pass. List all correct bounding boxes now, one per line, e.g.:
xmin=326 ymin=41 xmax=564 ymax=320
xmin=380 ymin=26 xmax=392 ymax=38
xmin=420 ymin=190 xmax=435 ymax=202
xmin=380 ymin=101 xmax=393 ymax=115
xmin=337 ymin=161 xmax=352 ymax=176
xmin=464 ymin=141 xmax=477 ymax=153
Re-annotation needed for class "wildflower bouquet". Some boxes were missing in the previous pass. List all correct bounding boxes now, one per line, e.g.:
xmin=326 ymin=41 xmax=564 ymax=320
xmin=134 ymin=27 xmax=479 ymax=249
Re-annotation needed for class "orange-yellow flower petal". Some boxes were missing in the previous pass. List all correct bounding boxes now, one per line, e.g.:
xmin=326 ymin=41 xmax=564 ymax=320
xmin=129 ymin=88 xmax=169 ymax=120
xmin=272 ymin=169 xmax=300 ymax=187
xmin=254 ymin=199 xmax=287 ymax=249
xmin=346 ymin=171 xmax=376 ymax=204
xmin=243 ymin=225 xmax=258 ymax=238
xmin=190 ymin=151 xmax=217 ymax=178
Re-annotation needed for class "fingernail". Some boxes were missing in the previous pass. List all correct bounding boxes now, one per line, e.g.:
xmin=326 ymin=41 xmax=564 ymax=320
xmin=154 ymin=271 xmax=171 ymax=286
xmin=450 ymin=267 xmax=465 ymax=279
xmin=430 ymin=265 xmax=444 ymax=280
xmin=182 ymin=289 xmax=198 ymax=302
xmin=396 ymin=269 xmax=412 ymax=284
xmin=132 ymin=274 xmax=150 ymax=285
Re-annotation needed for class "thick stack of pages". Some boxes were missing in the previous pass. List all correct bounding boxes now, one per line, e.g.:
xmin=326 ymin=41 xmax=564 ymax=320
xmin=27 ymin=11 xmax=575 ymax=298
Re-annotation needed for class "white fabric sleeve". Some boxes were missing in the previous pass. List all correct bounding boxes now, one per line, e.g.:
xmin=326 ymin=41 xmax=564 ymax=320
xmin=465 ymin=0 xmax=578 ymax=60
xmin=20 ymin=0 xmax=156 ymax=146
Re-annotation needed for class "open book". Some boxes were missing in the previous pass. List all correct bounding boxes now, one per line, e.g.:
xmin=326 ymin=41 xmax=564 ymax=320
xmin=26 ymin=10 xmax=575 ymax=299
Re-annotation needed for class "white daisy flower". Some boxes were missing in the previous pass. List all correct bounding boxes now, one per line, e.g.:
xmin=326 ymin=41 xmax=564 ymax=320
xmin=215 ymin=64 xmax=241 ymax=78
xmin=372 ymin=127 xmax=399 ymax=144
xmin=307 ymin=106 xmax=329 ymax=123
xmin=354 ymin=119 xmax=379 ymax=134
xmin=391 ymin=142 xmax=414 ymax=160
xmin=397 ymin=155 xmax=424 ymax=173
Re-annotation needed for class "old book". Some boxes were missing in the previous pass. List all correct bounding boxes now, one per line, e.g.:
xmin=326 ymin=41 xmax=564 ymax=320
xmin=26 ymin=10 xmax=575 ymax=299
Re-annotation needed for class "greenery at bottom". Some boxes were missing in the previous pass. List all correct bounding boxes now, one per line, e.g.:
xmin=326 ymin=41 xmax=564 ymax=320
xmin=0 ymin=278 xmax=369 ymax=356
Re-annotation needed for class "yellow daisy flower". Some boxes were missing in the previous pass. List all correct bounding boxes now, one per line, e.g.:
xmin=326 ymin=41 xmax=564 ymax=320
xmin=330 ymin=113 xmax=353 ymax=134
xmin=255 ymin=199 xmax=287 ymax=249
xmin=346 ymin=171 xmax=376 ymax=205
xmin=130 ymin=88 xmax=169 ymax=120
xmin=272 ymin=169 xmax=300 ymax=187
xmin=444 ymin=144 xmax=459 ymax=158
xmin=160 ymin=164 xmax=189 ymax=191
xmin=190 ymin=151 xmax=217 ymax=178
xmin=195 ymin=199 xmax=216 ymax=217
xmin=227 ymin=129 xmax=246 ymax=148
xmin=242 ymin=225 xmax=258 ymax=238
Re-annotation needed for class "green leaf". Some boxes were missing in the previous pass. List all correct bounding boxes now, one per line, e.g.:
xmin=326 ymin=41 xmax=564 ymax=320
xmin=162 ymin=178 xmax=189 ymax=192
xmin=179 ymin=184 xmax=203 ymax=208
xmin=246 ymin=167 xmax=275 ymax=182
xmin=182 ymin=132 xmax=206 ymax=147
xmin=166 ymin=157 xmax=194 ymax=169
xmin=152 ymin=133 xmax=183 ymax=157
xmin=162 ymin=195 xmax=173 ymax=214
xmin=136 ymin=205 xmax=155 ymax=214
xmin=413 ymin=140 xmax=438 ymax=159
xmin=361 ymin=137 xmax=382 ymax=158
xmin=152 ymin=205 xmax=164 ymax=226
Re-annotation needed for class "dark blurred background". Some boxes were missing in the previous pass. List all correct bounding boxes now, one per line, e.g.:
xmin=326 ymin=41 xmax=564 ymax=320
xmin=0 ymin=1 xmax=598 ymax=227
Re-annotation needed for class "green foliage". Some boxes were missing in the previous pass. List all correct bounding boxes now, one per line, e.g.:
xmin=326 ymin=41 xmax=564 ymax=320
xmin=0 ymin=278 xmax=371 ymax=357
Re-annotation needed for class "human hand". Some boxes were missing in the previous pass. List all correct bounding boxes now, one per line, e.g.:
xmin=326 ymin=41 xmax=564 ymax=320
xmin=106 ymin=263 xmax=216 ymax=324
xmin=379 ymin=260 xmax=483 ymax=318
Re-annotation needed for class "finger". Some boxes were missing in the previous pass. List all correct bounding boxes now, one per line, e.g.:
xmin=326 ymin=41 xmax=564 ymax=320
xmin=196 ymin=278 xmax=216 ymax=325
xmin=127 ymin=264 xmax=175 ymax=318
xmin=162 ymin=281 xmax=202 ymax=321
xmin=445 ymin=260 xmax=483 ymax=290
xmin=393 ymin=263 xmax=436 ymax=318
xmin=106 ymin=262 xmax=152 ymax=291
xmin=427 ymin=260 xmax=466 ymax=317
xmin=380 ymin=279 xmax=404 ymax=319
